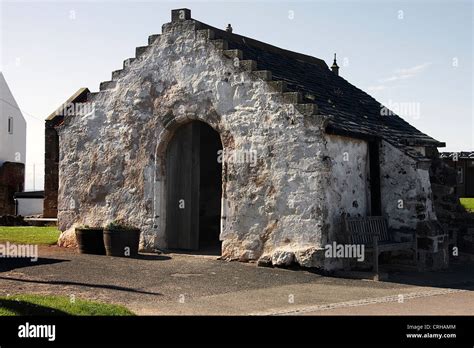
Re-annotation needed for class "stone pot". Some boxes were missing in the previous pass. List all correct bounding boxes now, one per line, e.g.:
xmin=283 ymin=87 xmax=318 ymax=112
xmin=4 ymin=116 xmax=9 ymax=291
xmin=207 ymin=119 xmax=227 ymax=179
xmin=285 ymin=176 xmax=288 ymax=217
xmin=103 ymin=227 xmax=140 ymax=257
xmin=75 ymin=227 xmax=106 ymax=255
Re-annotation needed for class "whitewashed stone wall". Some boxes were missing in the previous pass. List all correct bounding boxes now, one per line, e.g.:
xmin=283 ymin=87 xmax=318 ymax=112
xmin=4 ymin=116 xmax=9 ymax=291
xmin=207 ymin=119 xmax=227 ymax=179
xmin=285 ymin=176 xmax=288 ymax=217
xmin=380 ymin=140 xmax=436 ymax=230
xmin=319 ymin=135 xmax=370 ymax=270
xmin=325 ymin=135 xmax=369 ymax=235
xmin=57 ymin=20 xmax=331 ymax=267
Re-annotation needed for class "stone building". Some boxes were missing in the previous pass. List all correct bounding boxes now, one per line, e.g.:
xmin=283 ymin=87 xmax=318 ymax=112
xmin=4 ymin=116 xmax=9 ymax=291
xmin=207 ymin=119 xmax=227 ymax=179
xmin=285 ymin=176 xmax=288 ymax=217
xmin=440 ymin=152 xmax=474 ymax=198
xmin=46 ymin=9 xmax=449 ymax=270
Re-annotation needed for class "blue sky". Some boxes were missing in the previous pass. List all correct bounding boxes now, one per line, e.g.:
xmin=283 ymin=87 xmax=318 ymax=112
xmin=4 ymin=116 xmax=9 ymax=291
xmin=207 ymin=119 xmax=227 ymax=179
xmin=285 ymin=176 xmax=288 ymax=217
xmin=1 ymin=0 xmax=472 ymax=190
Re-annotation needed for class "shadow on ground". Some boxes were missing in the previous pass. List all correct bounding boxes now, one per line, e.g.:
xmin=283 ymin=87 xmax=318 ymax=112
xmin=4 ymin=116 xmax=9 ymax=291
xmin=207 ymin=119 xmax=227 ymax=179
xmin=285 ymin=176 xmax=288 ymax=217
xmin=0 ymin=276 xmax=163 ymax=296
xmin=162 ymin=246 xmax=221 ymax=257
xmin=0 ymin=298 xmax=70 ymax=316
xmin=133 ymin=254 xmax=171 ymax=261
xmin=303 ymin=258 xmax=474 ymax=291
xmin=382 ymin=259 xmax=474 ymax=290
xmin=0 ymin=257 xmax=69 ymax=272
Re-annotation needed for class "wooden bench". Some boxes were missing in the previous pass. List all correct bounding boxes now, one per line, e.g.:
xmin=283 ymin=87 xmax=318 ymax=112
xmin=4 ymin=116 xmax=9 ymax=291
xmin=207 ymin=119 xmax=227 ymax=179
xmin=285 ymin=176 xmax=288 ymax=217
xmin=343 ymin=215 xmax=417 ymax=276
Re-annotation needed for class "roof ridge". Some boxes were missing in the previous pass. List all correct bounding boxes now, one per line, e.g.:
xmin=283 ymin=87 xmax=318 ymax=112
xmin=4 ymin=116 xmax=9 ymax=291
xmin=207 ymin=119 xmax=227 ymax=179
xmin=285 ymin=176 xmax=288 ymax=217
xmin=194 ymin=20 xmax=328 ymax=69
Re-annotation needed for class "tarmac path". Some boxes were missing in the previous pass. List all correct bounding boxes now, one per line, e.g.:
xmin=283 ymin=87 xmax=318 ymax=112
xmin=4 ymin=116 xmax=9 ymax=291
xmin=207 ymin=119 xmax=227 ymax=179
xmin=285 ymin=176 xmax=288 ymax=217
xmin=0 ymin=245 xmax=472 ymax=315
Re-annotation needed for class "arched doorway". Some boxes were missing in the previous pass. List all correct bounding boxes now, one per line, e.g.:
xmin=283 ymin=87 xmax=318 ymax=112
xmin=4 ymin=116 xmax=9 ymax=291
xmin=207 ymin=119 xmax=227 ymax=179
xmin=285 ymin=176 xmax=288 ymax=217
xmin=165 ymin=121 xmax=222 ymax=253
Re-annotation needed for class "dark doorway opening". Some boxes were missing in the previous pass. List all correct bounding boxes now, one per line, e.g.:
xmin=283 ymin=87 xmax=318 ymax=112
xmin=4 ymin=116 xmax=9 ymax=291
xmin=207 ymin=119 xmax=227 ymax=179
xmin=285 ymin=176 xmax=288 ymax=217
xmin=198 ymin=123 xmax=223 ymax=250
xmin=165 ymin=121 xmax=222 ymax=253
xmin=466 ymin=166 xmax=474 ymax=197
xmin=369 ymin=140 xmax=382 ymax=216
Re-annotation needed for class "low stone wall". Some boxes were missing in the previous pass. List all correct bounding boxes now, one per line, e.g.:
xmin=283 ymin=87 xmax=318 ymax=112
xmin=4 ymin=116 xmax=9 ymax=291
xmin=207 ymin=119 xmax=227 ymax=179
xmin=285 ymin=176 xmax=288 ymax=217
xmin=0 ymin=215 xmax=28 ymax=226
xmin=427 ymin=147 xmax=474 ymax=261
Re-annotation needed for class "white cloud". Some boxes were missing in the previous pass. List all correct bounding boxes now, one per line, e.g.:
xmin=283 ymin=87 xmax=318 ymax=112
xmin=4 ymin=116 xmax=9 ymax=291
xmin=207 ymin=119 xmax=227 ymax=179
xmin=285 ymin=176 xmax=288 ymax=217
xmin=380 ymin=62 xmax=431 ymax=83
xmin=367 ymin=85 xmax=387 ymax=92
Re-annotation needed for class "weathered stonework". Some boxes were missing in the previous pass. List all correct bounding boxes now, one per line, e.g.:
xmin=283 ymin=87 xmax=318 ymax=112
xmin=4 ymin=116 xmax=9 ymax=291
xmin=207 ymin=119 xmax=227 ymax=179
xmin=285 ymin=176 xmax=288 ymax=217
xmin=428 ymin=148 xmax=474 ymax=261
xmin=380 ymin=141 xmax=436 ymax=231
xmin=56 ymin=19 xmax=331 ymax=267
xmin=379 ymin=142 xmax=450 ymax=270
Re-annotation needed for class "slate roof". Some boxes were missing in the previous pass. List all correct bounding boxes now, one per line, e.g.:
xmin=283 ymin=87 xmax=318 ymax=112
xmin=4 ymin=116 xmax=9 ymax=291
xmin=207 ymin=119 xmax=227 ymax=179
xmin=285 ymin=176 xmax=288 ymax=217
xmin=196 ymin=20 xmax=445 ymax=157
xmin=46 ymin=88 xmax=89 ymax=121
xmin=440 ymin=152 xmax=474 ymax=160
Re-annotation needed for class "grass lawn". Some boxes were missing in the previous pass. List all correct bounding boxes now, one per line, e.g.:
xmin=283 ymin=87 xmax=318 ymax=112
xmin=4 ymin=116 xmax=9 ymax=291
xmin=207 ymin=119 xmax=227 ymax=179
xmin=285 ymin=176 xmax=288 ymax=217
xmin=460 ymin=198 xmax=474 ymax=212
xmin=0 ymin=294 xmax=134 ymax=316
xmin=0 ymin=226 xmax=60 ymax=245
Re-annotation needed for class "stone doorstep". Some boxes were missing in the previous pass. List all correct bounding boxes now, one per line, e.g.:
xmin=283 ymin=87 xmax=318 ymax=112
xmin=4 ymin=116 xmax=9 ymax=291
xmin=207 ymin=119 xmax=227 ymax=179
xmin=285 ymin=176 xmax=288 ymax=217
xmin=380 ymin=263 xmax=418 ymax=273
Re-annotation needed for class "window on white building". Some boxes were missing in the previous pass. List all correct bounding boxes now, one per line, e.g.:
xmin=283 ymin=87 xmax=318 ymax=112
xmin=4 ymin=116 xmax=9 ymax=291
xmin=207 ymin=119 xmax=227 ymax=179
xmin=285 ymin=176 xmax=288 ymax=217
xmin=8 ymin=117 xmax=13 ymax=134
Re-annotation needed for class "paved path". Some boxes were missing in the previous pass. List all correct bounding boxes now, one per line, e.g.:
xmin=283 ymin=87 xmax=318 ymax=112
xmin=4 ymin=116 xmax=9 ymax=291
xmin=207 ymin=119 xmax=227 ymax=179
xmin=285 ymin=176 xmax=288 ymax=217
xmin=302 ymin=290 xmax=474 ymax=315
xmin=0 ymin=246 xmax=472 ymax=315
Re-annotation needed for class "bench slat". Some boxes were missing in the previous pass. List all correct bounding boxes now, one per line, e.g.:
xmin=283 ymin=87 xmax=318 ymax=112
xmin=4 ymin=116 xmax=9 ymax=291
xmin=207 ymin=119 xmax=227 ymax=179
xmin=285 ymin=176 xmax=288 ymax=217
xmin=343 ymin=215 xmax=417 ymax=276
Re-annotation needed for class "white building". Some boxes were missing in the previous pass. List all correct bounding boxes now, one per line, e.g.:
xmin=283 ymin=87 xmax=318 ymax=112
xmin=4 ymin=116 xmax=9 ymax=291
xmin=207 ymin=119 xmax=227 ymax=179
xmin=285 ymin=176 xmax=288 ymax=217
xmin=0 ymin=72 xmax=26 ymax=165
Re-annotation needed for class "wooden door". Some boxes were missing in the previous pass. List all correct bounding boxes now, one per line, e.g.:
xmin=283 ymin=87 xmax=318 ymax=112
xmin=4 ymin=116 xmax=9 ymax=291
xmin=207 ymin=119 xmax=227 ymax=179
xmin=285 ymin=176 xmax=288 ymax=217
xmin=165 ymin=122 xmax=200 ymax=250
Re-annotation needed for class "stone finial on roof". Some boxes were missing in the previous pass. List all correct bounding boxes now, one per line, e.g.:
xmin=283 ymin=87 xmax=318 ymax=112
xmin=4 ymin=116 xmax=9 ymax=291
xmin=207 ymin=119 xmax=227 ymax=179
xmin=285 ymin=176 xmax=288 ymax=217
xmin=226 ymin=24 xmax=233 ymax=33
xmin=331 ymin=53 xmax=340 ymax=76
